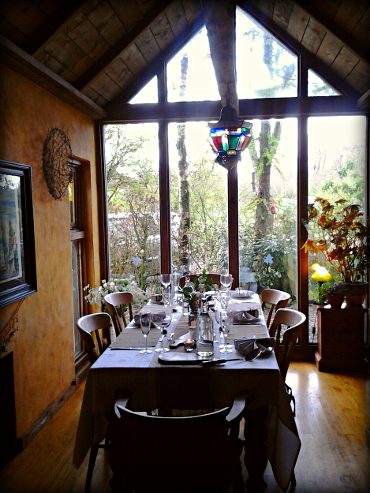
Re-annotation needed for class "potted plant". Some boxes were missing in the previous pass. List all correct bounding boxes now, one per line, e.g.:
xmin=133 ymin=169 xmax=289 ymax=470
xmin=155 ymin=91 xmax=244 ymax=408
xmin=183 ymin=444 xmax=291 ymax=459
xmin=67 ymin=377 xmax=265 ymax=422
xmin=303 ymin=197 xmax=370 ymax=306
xmin=311 ymin=279 xmax=350 ymax=308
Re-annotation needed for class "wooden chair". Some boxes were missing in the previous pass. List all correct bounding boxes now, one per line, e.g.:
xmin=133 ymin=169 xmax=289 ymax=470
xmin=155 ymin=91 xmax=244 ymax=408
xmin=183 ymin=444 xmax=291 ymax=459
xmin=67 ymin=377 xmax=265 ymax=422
xmin=104 ymin=292 xmax=134 ymax=336
xmin=179 ymin=273 xmax=221 ymax=288
xmin=77 ymin=312 xmax=112 ymax=364
xmin=260 ymin=288 xmax=291 ymax=329
xmin=270 ymin=308 xmax=306 ymax=414
xmin=77 ymin=313 xmax=113 ymax=491
xmin=108 ymin=389 xmax=252 ymax=493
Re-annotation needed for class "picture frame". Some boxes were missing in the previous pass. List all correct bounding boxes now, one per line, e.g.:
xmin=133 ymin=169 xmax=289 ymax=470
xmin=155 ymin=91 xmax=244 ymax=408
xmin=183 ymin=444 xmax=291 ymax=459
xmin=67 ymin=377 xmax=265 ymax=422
xmin=0 ymin=160 xmax=37 ymax=307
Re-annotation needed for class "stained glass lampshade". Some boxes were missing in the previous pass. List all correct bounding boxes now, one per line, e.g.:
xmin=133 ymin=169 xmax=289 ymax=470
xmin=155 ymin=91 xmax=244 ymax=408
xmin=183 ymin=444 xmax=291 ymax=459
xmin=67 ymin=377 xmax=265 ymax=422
xmin=208 ymin=104 xmax=253 ymax=170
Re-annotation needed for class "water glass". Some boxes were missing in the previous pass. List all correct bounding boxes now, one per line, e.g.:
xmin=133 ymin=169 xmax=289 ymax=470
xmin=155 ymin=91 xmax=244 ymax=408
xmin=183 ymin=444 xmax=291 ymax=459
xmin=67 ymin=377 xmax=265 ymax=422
xmin=139 ymin=310 xmax=152 ymax=354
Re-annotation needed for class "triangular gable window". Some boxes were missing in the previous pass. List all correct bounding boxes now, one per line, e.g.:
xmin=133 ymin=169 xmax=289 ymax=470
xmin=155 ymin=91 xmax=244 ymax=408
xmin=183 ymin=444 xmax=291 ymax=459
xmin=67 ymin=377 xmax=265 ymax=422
xmin=166 ymin=27 xmax=219 ymax=103
xmin=308 ymin=70 xmax=340 ymax=96
xmin=129 ymin=76 xmax=158 ymax=104
xmin=236 ymin=7 xmax=297 ymax=99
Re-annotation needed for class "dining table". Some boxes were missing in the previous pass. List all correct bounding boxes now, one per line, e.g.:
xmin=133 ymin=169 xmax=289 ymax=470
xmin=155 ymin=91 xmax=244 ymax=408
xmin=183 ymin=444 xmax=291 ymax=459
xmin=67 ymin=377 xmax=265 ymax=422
xmin=73 ymin=291 xmax=301 ymax=492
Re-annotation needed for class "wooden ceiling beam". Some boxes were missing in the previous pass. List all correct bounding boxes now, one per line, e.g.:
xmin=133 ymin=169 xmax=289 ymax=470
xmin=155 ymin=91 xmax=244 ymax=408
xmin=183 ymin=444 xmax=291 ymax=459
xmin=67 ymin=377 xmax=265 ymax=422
xmin=104 ymin=12 xmax=204 ymax=110
xmin=202 ymin=0 xmax=238 ymax=111
xmin=75 ymin=0 xmax=173 ymax=92
xmin=103 ymin=95 xmax=362 ymax=123
xmin=293 ymin=0 xmax=370 ymax=65
xmin=31 ymin=1 xmax=90 ymax=57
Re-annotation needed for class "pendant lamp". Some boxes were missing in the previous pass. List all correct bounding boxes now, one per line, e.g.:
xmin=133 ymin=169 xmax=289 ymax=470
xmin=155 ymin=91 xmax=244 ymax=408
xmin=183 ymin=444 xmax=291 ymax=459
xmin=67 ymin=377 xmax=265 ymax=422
xmin=208 ymin=104 xmax=253 ymax=170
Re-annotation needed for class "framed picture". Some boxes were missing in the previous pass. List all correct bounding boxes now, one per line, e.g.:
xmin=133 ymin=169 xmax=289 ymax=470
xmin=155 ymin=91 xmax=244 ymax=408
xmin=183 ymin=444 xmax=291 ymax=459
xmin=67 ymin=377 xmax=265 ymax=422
xmin=0 ymin=160 xmax=37 ymax=307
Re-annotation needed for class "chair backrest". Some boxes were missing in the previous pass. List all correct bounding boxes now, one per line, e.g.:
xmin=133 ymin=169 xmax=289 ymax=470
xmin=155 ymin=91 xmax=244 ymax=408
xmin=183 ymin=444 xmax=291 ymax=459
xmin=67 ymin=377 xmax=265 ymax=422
xmin=179 ymin=273 xmax=221 ymax=288
xmin=77 ymin=313 xmax=112 ymax=364
xmin=261 ymin=288 xmax=291 ymax=328
xmin=104 ymin=292 xmax=134 ymax=336
xmin=110 ymin=389 xmax=251 ymax=493
xmin=270 ymin=308 xmax=306 ymax=381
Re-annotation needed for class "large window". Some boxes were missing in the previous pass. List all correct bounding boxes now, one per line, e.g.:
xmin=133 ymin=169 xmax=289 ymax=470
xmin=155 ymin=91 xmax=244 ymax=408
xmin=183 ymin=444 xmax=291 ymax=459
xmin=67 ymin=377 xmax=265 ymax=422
xmin=100 ymin=8 xmax=367 ymax=354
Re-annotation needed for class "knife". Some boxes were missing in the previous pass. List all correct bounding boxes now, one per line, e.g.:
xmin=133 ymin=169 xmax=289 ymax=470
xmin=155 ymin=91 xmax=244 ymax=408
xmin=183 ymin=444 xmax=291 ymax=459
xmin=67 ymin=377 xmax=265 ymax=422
xmin=201 ymin=358 xmax=244 ymax=367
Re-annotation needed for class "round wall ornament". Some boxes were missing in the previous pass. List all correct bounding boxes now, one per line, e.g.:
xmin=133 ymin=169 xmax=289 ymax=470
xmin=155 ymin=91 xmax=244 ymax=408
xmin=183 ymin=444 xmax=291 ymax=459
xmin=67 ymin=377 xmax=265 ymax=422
xmin=42 ymin=127 xmax=72 ymax=200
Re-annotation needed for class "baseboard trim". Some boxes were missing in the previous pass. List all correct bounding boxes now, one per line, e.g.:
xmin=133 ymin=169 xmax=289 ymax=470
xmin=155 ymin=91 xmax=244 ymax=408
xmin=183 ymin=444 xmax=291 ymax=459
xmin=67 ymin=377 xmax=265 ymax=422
xmin=17 ymin=381 xmax=79 ymax=452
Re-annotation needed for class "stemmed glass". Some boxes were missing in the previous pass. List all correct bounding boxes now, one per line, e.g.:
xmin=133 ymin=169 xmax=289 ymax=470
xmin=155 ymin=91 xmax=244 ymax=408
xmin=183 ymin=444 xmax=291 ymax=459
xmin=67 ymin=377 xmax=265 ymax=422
xmin=139 ymin=310 xmax=152 ymax=354
xmin=161 ymin=274 xmax=171 ymax=291
xmin=219 ymin=290 xmax=230 ymax=309
xmin=220 ymin=309 xmax=233 ymax=353
xmin=220 ymin=274 xmax=233 ymax=290
xmin=155 ymin=303 xmax=171 ymax=353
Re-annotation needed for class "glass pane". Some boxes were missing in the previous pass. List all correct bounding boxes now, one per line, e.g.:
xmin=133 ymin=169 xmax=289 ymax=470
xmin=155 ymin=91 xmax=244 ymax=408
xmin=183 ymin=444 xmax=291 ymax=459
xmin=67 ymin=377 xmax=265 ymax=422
xmin=236 ymin=7 xmax=297 ymax=98
xmin=104 ymin=123 xmax=160 ymax=290
xmin=307 ymin=116 xmax=366 ymax=342
xmin=168 ymin=122 xmax=228 ymax=275
xmin=238 ymin=118 xmax=297 ymax=303
xmin=308 ymin=70 xmax=340 ymax=96
xmin=129 ymin=77 xmax=158 ymax=104
xmin=167 ymin=28 xmax=219 ymax=102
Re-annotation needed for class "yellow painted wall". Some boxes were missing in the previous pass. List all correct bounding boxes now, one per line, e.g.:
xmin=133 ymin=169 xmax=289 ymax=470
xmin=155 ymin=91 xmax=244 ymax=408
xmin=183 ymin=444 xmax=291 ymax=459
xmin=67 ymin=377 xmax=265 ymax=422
xmin=0 ymin=64 xmax=100 ymax=436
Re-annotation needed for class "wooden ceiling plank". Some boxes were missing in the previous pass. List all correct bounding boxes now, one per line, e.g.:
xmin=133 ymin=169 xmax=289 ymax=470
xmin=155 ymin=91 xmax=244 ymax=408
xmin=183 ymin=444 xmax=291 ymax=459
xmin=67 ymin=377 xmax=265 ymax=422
xmin=74 ymin=0 xmax=172 ymax=91
xmin=292 ymin=0 xmax=370 ymax=64
xmin=0 ymin=14 xmax=29 ymax=47
xmin=85 ymin=0 xmax=125 ymax=47
xmin=42 ymin=30 xmax=93 ymax=77
xmin=316 ymin=32 xmax=343 ymax=66
xmin=345 ymin=59 xmax=370 ymax=93
xmin=150 ymin=13 xmax=175 ymax=51
xmin=31 ymin=1 xmax=89 ymax=57
xmin=301 ymin=17 xmax=327 ymax=54
xmin=104 ymin=57 xmax=134 ymax=88
xmin=82 ymin=85 xmax=109 ymax=107
xmin=135 ymin=29 xmax=162 ymax=63
xmin=119 ymin=43 xmax=148 ymax=75
xmin=89 ymin=71 xmax=123 ymax=100
xmin=104 ymin=12 xmax=204 ymax=109
xmin=333 ymin=0 xmax=367 ymax=33
xmin=182 ymin=0 xmax=202 ymax=24
xmin=0 ymin=33 xmax=107 ymax=119
xmin=273 ymin=0 xmax=294 ymax=30
xmin=0 ymin=0 xmax=48 ymax=40
xmin=136 ymin=0 xmax=158 ymax=15
xmin=108 ymin=0 xmax=146 ymax=31
xmin=287 ymin=4 xmax=310 ymax=42
xmin=37 ymin=51 xmax=76 ymax=84
xmin=352 ymin=6 xmax=370 ymax=52
xmin=166 ymin=0 xmax=188 ymax=36
xmin=331 ymin=46 xmax=360 ymax=79
xmin=66 ymin=11 xmax=110 ymax=63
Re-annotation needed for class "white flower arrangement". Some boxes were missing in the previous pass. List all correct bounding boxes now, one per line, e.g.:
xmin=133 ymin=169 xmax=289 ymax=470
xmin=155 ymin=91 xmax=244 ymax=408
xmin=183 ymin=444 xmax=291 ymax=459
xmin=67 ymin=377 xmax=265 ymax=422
xmin=84 ymin=276 xmax=149 ymax=311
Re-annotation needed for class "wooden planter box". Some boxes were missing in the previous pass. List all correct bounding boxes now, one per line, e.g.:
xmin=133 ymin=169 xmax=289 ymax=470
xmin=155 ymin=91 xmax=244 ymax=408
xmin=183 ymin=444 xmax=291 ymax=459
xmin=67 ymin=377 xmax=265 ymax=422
xmin=315 ymin=305 xmax=368 ymax=372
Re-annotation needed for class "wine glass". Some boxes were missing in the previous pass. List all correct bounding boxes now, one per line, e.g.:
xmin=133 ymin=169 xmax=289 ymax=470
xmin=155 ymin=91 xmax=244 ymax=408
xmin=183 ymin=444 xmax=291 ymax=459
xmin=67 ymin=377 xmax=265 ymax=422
xmin=220 ymin=274 xmax=233 ymax=290
xmin=220 ymin=290 xmax=230 ymax=309
xmin=220 ymin=309 xmax=233 ymax=353
xmin=139 ymin=310 xmax=152 ymax=354
xmin=155 ymin=302 xmax=172 ymax=353
xmin=161 ymin=274 xmax=171 ymax=291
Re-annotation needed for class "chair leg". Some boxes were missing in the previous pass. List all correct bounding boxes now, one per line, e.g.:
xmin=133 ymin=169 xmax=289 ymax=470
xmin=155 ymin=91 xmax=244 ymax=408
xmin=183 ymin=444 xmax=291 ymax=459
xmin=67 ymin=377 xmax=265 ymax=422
xmin=85 ymin=443 xmax=100 ymax=491
xmin=290 ymin=471 xmax=297 ymax=490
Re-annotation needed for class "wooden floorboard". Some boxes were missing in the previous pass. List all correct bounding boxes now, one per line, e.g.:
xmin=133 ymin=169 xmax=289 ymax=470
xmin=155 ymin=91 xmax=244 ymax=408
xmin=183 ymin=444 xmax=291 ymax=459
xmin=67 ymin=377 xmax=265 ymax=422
xmin=0 ymin=362 xmax=369 ymax=493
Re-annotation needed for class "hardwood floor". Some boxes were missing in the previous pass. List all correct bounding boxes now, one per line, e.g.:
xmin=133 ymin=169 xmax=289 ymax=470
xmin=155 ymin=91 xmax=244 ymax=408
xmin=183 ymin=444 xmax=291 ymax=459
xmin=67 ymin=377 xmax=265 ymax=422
xmin=0 ymin=362 xmax=369 ymax=493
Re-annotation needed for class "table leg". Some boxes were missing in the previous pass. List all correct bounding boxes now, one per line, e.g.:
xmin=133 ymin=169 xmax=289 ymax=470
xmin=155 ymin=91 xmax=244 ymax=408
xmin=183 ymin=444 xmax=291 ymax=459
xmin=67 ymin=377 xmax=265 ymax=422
xmin=243 ymin=405 xmax=269 ymax=493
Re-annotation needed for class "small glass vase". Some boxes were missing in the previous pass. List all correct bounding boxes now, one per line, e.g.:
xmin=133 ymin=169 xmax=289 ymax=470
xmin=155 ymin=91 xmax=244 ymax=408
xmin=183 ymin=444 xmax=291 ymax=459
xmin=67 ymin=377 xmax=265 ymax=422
xmin=188 ymin=311 xmax=198 ymax=327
